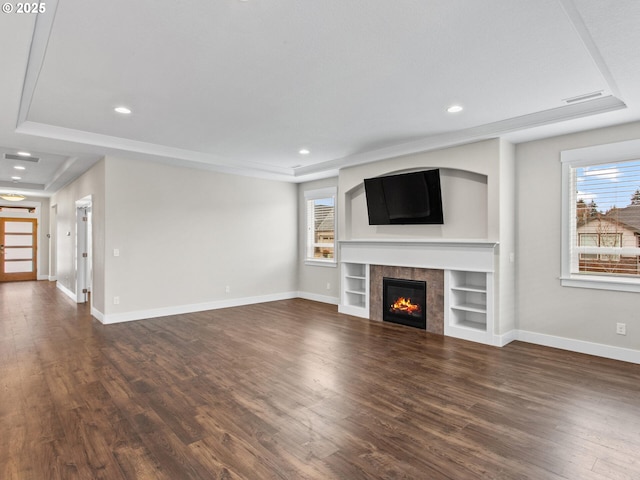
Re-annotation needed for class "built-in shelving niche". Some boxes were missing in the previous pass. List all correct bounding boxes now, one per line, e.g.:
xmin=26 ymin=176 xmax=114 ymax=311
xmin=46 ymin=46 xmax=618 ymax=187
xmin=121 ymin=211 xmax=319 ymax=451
xmin=444 ymin=270 xmax=494 ymax=344
xmin=339 ymin=263 xmax=369 ymax=318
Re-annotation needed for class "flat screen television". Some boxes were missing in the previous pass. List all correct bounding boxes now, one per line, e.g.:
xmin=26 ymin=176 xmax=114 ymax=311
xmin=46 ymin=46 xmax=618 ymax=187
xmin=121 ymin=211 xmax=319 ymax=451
xmin=363 ymin=169 xmax=444 ymax=225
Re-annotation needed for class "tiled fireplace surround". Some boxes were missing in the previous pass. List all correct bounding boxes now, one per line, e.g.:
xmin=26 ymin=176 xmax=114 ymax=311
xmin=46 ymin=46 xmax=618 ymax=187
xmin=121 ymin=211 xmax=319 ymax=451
xmin=370 ymin=265 xmax=444 ymax=335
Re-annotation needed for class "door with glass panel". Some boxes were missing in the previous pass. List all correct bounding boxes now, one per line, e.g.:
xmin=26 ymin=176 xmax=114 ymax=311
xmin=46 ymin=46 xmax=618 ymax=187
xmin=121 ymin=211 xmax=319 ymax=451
xmin=0 ymin=218 xmax=37 ymax=282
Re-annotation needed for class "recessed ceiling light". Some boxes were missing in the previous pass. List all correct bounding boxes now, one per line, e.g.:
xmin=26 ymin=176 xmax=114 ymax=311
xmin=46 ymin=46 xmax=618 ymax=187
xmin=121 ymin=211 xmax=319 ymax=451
xmin=447 ymin=105 xmax=463 ymax=113
xmin=11 ymin=176 xmax=21 ymax=180
xmin=299 ymin=149 xmax=310 ymax=155
xmin=14 ymin=166 xmax=26 ymax=170
xmin=114 ymin=106 xmax=132 ymax=114
xmin=16 ymin=151 xmax=31 ymax=157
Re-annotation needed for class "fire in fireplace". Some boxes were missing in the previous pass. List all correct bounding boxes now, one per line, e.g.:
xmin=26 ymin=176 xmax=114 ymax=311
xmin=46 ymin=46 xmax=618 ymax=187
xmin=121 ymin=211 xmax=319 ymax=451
xmin=390 ymin=296 xmax=422 ymax=315
xmin=382 ymin=277 xmax=427 ymax=329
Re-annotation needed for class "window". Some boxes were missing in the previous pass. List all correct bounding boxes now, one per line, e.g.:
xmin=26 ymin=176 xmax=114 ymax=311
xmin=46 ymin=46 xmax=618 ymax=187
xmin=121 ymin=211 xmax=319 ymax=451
xmin=561 ymin=139 xmax=640 ymax=291
xmin=304 ymin=187 xmax=337 ymax=266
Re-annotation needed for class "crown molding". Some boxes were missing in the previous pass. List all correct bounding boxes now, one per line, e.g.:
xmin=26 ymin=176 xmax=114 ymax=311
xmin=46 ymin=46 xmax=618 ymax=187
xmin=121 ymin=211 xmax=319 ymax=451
xmin=16 ymin=121 xmax=297 ymax=180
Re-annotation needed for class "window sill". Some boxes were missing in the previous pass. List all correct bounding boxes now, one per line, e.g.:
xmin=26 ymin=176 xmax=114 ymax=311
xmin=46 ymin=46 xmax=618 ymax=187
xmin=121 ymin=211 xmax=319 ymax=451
xmin=560 ymin=275 xmax=640 ymax=293
xmin=305 ymin=259 xmax=337 ymax=268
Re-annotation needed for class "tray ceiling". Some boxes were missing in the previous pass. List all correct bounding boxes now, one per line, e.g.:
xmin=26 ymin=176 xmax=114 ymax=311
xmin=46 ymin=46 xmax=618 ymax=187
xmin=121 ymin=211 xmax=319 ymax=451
xmin=1 ymin=0 xmax=639 ymax=196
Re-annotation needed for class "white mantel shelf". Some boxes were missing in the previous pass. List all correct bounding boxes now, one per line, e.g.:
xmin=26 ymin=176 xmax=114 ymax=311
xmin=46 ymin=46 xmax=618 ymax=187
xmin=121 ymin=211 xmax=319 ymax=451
xmin=339 ymin=239 xmax=498 ymax=247
xmin=339 ymin=239 xmax=499 ymax=273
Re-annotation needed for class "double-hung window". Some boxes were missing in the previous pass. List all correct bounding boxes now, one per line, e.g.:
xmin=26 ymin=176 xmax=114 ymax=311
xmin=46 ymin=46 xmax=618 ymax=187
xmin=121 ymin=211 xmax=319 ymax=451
xmin=304 ymin=187 xmax=337 ymax=266
xmin=561 ymin=139 xmax=640 ymax=291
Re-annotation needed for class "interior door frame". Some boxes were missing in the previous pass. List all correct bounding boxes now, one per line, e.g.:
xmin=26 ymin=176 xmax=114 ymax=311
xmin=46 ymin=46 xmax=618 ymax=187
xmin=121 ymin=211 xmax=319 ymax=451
xmin=75 ymin=196 xmax=92 ymax=304
xmin=50 ymin=204 xmax=57 ymax=281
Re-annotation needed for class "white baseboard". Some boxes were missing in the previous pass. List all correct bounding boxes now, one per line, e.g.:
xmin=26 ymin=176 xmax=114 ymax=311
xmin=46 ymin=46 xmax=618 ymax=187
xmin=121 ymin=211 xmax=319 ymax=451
xmin=48 ymin=275 xmax=57 ymax=281
xmin=56 ymin=282 xmax=76 ymax=302
xmin=296 ymin=291 xmax=339 ymax=305
xmin=37 ymin=275 xmax=48 ymax=280
xmin=450 ymin=328 xmax=639 ymax=364
xmin=495 ymin=329 xmax=517 ymax=347
xmin=515 ymin=330 xmax=640 ymax=364
xmin=99 ymin=291 xmax=299 ymax=325
xmin=91 ymin=307 xmax=105 ymax=323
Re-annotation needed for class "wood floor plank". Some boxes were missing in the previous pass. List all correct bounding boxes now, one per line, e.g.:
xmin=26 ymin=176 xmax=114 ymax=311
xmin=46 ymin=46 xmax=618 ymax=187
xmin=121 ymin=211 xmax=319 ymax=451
xmin=131 ymin=409 xmax=214 ymax=479
xmin=1 ymin=280 xmax=639 ymax=479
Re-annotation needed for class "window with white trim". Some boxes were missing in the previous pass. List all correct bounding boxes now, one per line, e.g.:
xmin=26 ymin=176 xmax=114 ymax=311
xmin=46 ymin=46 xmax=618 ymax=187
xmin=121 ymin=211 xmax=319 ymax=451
xmin=304 ymin=187 xmax=337 ymax=266
xmin=561 ymin=139 xmax=640 ymax=291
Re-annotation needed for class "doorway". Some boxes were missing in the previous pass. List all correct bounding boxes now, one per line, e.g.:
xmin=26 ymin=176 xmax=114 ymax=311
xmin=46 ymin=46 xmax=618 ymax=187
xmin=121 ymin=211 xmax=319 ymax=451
xmin=76 ymin=197 xmax=92 ymax=303
xmin=0 ymin=218 xmax=37 ymax=282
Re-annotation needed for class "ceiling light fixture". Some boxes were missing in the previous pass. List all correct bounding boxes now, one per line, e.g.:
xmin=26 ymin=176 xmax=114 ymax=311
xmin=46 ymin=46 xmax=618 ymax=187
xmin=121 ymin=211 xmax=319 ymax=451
xmin=16 ymin=151 xmax=31 ymax=157
xmin=11 ymin=176 xmax=22 ymax=180
xmin=114 ymin=106 xmax=132 ymax=114
xmin=447 ymin=105 xmax=463 ymax=113
xmin=0 ymin=193 xmax=26 ymax=202
xmin=299 ymin=149 xmax=310 ymax=155
xmin=14 ymin=166 xmax=26 ymax=170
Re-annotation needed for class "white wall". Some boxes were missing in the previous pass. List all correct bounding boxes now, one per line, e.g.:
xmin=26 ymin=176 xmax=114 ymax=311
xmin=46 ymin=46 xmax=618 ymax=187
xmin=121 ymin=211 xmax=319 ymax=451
xmin=516 ymin=121 xmax=640 ymax=352
xmin=102 ymin=156 xmax=298 ymax=320
xmin=297 ymin=177 xmax=340 ymax=303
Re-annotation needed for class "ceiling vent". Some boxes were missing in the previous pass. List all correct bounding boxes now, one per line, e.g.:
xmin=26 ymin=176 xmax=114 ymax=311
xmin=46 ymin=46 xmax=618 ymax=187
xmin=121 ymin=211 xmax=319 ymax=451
xmin=4 ymin=153 xmax=40 ymax=162
xmin=563 ymin=91 xmax=604 ymax=104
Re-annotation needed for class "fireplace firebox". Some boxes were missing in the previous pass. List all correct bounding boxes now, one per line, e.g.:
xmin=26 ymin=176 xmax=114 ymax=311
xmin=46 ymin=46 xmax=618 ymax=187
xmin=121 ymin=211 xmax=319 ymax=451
xmin=382 ymin=277 xmax=427 ymax=329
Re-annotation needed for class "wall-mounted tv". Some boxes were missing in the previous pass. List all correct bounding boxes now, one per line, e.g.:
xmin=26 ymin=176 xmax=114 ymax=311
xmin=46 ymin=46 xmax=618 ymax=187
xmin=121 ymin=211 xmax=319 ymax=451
xmin=363 ymin=169 xmax=444 ymax=225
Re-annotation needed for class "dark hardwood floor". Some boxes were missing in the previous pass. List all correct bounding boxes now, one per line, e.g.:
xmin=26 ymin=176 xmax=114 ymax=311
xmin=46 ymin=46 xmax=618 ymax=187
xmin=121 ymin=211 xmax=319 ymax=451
xmin=1 ymin=281 xmax=639 ymax=479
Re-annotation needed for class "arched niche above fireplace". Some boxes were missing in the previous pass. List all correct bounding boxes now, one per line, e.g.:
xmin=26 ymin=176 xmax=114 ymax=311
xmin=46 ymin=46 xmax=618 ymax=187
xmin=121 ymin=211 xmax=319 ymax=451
xmin=343 ymin=167 xmax=488 ymax=241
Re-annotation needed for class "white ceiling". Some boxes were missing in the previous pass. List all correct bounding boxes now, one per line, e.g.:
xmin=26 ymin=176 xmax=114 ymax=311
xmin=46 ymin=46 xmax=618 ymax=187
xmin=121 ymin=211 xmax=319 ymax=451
xmin=1 ymin=0 xmax=639 ymax=197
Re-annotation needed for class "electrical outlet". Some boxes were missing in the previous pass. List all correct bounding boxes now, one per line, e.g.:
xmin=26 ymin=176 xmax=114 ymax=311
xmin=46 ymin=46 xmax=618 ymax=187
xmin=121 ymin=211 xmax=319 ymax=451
xmin=113 ymin=296 xmax=120 ymax=305
xmin=225 ymin=285 xmax=230 ymax=293
xmin=326 ymin=282 xmax=331 ymax=290
xmin=616 ymin=323 xmax=626 ymax=335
